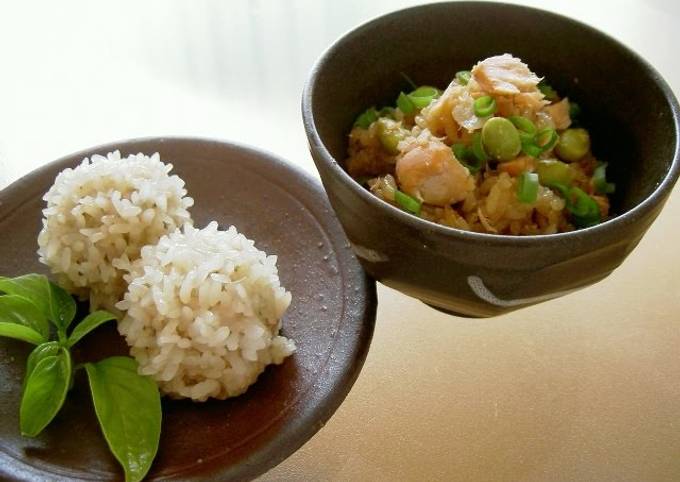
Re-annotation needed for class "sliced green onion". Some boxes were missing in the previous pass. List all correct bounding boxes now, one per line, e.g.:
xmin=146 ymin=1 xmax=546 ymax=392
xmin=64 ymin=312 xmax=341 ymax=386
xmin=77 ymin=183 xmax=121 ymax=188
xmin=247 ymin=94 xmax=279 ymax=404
xmin=409 ymin=95 xmax=434 ymax=109
xmin=451 ymin=143 xmax=468 ymax=162
xmin=464 ymin=158 xmax=483 ymax=174
xmin=509 ymin=116 xmax=537 ymax=137
xmin=511 ymin=117 xmax=538 ymax=154
xmin=394 ymin=190 xmax=422 ymax=215
xmin=538 ymin=81 xmax=559 ymax=101
xmin=410 ymin=86 xmax=440 ymax=98
xmin=535 ymin=128 xmax=558 ymax=151
xmin=593 ymin=163 xmax=616 ymax=194
xmin=452 ymin=143 xmax=482 ymax=174
xmin=396 ymin=92 xmax=415 ymax=114
xmin=569 ymin=102 xmax=581 ymax=120
xmin=521 ymin=139 xmax=544 ymax=158
xmin=521 ymin=127 xmax=558 ymax=158
xmin=408 ymin=86 xmax=440 ymax=109
xmin=455 ymin=70 xmax=472 ymax=85
xmin=548 ymin=183 xmax=601 ymax=227
xmin=471 ymin=132 xmax=489 ymax=165
xmin=378 ymin=106 xmax=397 ymax=119
xmin=517 ymin=171 xmax=539 ymax=203
xmin=354 ymin=107 xmax=378 ymax=129
xmin=473 ymin=95 xmax=497 ymax=117
xmin=547 ymin=182 xmax=570 ymax=198
xmin=376 ymin=118 xmax=406 ymax=154
xmin=566 ymin=187 xmax=601 ymax=227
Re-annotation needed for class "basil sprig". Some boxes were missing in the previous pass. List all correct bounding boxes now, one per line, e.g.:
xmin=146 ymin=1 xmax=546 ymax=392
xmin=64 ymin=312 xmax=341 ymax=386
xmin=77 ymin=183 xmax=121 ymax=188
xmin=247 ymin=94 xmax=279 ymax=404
xmin=0 ymin=273 xmax=161 ymax=482
xmin=86 ymin=357 xmax=162 ymax=482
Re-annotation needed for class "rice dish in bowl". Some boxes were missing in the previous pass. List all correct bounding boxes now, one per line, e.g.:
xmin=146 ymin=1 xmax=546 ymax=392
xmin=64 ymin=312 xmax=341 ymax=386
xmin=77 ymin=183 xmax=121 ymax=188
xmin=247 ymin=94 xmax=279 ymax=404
xmin=37 ymin=151 xmax=194 ymax=311
xmin=346 ymin=54 xmax=614 ymax=235
xmin=116 ymin=221 xmax=296 ymax=401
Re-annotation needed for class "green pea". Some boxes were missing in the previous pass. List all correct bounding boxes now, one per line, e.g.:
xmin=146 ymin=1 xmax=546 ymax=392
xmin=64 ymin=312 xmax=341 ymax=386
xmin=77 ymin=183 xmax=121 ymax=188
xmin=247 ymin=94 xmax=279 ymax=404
xmin=376 ymin=118 xmax=406 ymax=154
xmin=481 ymin=117 xmax=521 ymax=162
xmin=555 ymin=128 xmax=590 ymax=162
xmin=535 ymin=159 xmax=575 ymax=186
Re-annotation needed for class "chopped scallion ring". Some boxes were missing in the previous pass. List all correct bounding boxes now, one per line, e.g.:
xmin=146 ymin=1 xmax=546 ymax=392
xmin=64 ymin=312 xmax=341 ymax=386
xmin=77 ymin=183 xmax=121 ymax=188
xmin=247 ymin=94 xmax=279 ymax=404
xmin=517 ymin=171 xmax=539 ymax=203
xmin=452 ymin=143 xmax=482 ymax=174
xmin=508 ymin=116 xmax=537 ymax=136
xmin=538 ymin=81 xmax=559 ymax=101
xmin=408 ymin=86 xmax=441 ymax=109
xmin=566 ymin=187 xmax=601 ymax=227
xmin=455 ymin=70 xmax=472 ymax=85
xmin=396 ymin=92 xmax=415 ymax=114
xmin=520 ymin=127 xmax=558 ymax=158
xmin=473 ymin=95 xmax=497 ymax=117
xmin=471 ymin=132 xmax=489 ymax=165
xmin=451 ymin=143 xmax=468 ymax=162
xmin=535 ymin=128 xmax=558 ymax=151
xmin=394 ymin=190 xmax=422 ymax=215
xmin=548 ymin=183 xmax=602 ymax=227
xmin=593 ymin=163 xmax=616 ymax=194
xmin=354 ymin=107 xmax=378 ymax=129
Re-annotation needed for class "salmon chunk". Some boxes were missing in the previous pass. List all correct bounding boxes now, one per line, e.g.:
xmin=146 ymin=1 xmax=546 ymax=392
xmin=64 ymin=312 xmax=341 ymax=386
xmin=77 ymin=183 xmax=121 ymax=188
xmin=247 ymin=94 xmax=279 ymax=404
xmin=543 ymin=98 xmax=572 ymax=130
xmin=472 ymin=54 xmax=542 ymax=95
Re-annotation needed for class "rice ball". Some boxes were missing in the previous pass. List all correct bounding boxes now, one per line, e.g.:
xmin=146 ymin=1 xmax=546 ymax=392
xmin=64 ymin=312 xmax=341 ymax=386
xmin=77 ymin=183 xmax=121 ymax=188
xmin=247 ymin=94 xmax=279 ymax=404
xmin=37 ymin=150 xmax=194 ymax=311
xmin=116 ymin=222 xmax=296 ymax=401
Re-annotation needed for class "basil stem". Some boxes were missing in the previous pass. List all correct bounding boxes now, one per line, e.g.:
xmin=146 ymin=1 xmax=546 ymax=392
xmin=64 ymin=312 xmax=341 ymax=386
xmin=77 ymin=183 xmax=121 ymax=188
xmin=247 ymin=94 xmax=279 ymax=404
xmin=67 ymin=311 xmax=117 ymax=348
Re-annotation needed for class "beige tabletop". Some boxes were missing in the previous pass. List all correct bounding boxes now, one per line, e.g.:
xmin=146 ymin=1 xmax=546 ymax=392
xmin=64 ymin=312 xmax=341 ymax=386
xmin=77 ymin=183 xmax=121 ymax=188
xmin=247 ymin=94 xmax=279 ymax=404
xmin=1 ymin=1 xmax=679 ymax=480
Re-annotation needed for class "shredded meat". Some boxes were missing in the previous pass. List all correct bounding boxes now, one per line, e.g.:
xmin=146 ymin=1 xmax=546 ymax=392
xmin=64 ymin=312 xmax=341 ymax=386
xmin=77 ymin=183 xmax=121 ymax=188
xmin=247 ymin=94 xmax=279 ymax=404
xmin=543 ymin=98 xmax=572 ymax=130
xmin=472 ymin=54 xmax=542 ymax=95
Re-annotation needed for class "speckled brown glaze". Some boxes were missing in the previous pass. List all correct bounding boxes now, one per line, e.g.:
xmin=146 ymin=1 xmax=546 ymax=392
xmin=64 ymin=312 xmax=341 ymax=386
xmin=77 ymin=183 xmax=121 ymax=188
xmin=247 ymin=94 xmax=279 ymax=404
xmin=302 ymin=1 xmax=680 ymax=317
xmin=0 ymin=138 xmax=377 ymax=481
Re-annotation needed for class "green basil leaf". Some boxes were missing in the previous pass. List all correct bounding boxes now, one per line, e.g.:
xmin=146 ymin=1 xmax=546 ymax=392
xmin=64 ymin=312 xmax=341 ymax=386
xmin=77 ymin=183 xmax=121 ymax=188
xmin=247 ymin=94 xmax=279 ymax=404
xmin=67 ymin=311 xmax=117 ymax=348
xmin=0 ymin=294 xmax=49 ymax=340
xmin=48 ymin=281 xmax=77 ymax=331
xmin=0 ymin=274 xmax=76 ymax=330
xmin=25 ymin=341 xmax=61 ymax=382
xmin=20 ymin=346 xmax=71 ymax=437
xmin=85 ymin=357 xmax=161 ymax=482
xmin=0 ymin=323 xmax=44 ymax=345
xmin=0 ymin=275 xmax=52 ymax=319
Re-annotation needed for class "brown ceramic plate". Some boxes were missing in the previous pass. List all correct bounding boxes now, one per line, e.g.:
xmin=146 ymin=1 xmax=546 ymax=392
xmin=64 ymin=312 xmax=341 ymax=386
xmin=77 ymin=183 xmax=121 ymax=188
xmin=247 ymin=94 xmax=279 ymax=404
xmin=0 ymin=137 xmax=376 ymax=481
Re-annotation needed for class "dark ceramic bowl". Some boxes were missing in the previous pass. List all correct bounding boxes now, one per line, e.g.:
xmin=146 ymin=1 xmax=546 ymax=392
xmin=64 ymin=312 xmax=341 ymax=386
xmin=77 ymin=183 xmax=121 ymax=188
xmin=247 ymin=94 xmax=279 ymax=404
xmin=302 ymin=1 xmax=680 ymax=317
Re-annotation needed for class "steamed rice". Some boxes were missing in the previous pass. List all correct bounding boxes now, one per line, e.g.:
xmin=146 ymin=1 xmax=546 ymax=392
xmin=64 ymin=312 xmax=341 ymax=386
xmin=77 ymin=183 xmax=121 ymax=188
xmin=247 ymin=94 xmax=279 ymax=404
xmin=37 ymin=151 xmax=194 ymax=310
xmin=116 ymin=222 xmax=295 ymax=401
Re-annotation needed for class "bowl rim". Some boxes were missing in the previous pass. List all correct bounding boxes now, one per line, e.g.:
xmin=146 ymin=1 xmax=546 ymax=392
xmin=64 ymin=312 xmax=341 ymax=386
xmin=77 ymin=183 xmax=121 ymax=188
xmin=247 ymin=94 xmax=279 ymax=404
xmin=302 ymin=0 xmax=680 ymax=247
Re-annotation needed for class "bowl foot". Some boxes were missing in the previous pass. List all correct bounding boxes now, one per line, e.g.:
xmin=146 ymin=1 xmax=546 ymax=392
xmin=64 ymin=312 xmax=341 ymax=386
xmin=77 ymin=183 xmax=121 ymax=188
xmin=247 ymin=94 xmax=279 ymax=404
xmin=422 ymin=302 xmax=484 ymax=318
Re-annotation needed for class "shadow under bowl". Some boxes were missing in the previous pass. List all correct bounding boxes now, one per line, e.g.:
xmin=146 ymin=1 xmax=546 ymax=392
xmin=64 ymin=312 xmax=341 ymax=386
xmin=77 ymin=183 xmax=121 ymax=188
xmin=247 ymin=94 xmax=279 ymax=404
xmin=302 ymin=1 xmax=680 ymax=317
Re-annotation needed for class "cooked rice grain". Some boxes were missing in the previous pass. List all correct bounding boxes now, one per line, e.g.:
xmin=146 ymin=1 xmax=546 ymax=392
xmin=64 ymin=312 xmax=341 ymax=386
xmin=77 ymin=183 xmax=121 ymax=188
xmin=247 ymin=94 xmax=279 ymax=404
xmin=37 ymin=151 xmax=193 ymax=310
xmin=116 ymin=222 xmax=295 ymax=401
